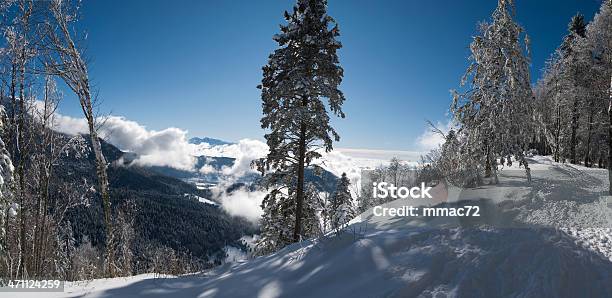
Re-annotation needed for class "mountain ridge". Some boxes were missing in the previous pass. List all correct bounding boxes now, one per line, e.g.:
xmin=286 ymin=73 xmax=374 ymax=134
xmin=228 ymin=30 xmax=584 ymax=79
xmin=189 ymin=137 xmax=233 ymax=146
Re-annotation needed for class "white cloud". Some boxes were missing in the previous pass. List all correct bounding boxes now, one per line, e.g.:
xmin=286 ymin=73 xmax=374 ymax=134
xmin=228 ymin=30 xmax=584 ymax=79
xmin=334 ymin=148 xmax=422 ymax=164
xmin=221 ymin=140 xmax=268 ymax=177
xmin=48 ymin=109 xmax=268 ymax=175
xmin=103 ymin=117 xmax=195 ymax=170
xmin=199 ymin=164 xmax=216 ymax=174
xmin=52 ymin=113 xmax=90 ymax=136
xmin=50 ymin=112 xmax=196 ymax=170
xmin=215 ymin=188 xmax=267 ymax=223
xmin=192 ymin=139 xmax=269 ymax=180
xmin=416 ymin=120 xmax=454 ymax=151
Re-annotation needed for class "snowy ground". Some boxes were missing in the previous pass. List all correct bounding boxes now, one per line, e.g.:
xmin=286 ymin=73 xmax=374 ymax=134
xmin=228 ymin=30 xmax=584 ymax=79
xmin=9 ymin=156 xmax=612 ymax=298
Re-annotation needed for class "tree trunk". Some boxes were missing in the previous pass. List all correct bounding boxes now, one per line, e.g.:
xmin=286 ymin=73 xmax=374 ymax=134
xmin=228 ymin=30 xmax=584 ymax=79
xmin=293 ymin=121 xmax=306 ymax=242
xmin=37 ymin=177 xmax=50 ymax=276
xmin=7 ymin=59 xmax=18 ymax=280
xmin=83 ymin=95 xmax=114 ymax=276
xmin=33 ymin=85 xmax=53 ymax=276
xmin=9 ymin=64 xmax=16 ymax=159
xmin=570 ymin=92 xmax=579 ymax=164
xmin=50 ymin=5 xmax=115 ymax=275
xmin=555 ymin=103 xmax=561 ymax=162
xmin=585 ymin=98 xmax=594 ymax=167
xmin=520 ymin=153 xmax=531 ymax=183
xmin=484 ymin=142 xmax=491 ymax=178
xmin=17 ymin=44 xmax=28 ymax=278
xmin=608 ymin=75 xmax=612 ymax=195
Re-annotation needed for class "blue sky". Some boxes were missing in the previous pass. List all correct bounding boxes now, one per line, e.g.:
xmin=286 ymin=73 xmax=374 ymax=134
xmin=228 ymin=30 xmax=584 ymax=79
xmin=58 ymin=0 xmax=602 ymax=151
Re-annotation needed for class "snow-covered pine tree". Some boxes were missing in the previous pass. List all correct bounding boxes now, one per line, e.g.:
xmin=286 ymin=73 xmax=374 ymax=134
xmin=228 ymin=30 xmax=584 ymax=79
xmin=437 ymin=129 xmax=467 ymax=185
xmin=534 ymin=10 xmax=606 ymax=168
xmin=318 ymin=190 xmax=331 ymax=233
xmin=330 ymin=173 xmax=354 ymax=230
xmin=586 ymin=0 xmax=612 ymax=193
xmin=255 ymin=183 xmax=322 ymax=255
xmin=255 ymin=189 xmax=294 ymax=255
xmin=560 ymin=14 xmax=588 ymax=164
xmin=451 ymin=0 xmax=534 ymax=184
xmin=561 ymin=14 xmax=587 ymax=54
xmin=302 ymin=183 xmax=322 ymax=237
xmin=534 ymin=52 xmax=565 ymax=163
xmin=577 ymin=32 xmax=600 ymax=168
xmin=255 ymin=0 xmax=345 ymax=244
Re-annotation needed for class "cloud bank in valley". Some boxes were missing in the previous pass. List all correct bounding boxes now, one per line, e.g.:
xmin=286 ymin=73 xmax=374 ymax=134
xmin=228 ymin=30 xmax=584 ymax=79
xmin=191 ymin=139 xmax=268 ymax=178
xmin=213 ymin=188 xmax=267 ymax=223
xmin=50 ymin=111 xmax=439 ymax=221
xmin=51 ymin=110 xmax=434 ymax=174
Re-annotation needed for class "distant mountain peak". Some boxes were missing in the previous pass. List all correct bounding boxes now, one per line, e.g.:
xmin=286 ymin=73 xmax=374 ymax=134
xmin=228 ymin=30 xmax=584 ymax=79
xmin=189 ymin=137 xmax=233 ymax=146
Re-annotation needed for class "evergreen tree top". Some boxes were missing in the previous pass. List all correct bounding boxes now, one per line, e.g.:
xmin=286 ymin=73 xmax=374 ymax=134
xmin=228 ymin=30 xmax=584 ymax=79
xmin=569 ymin=14 xmax=587 ymax=38
xmin=334 ymin=172 xmax=351 ymax=196
xmin=256 ymin=0 xmax=346 ymax=182
xmin=561 ymin=13 xmax=587 ymax=56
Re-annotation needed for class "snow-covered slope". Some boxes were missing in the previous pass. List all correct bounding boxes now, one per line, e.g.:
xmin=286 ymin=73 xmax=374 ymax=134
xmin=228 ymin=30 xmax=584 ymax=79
xmin=14 ymin=156 xmax=612 ymax=298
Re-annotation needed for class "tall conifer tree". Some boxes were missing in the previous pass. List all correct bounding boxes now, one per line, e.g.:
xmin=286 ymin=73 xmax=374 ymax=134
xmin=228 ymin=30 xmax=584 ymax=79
xmin=256 ymin=0 xmax=345 ymax=244
xmin=561 ymin=14 xmax=588 ymax=164
xmin=451 ymin=0 xmax=533 ymax=184
xmin=587 ymin=1 xmax=612 ymax=192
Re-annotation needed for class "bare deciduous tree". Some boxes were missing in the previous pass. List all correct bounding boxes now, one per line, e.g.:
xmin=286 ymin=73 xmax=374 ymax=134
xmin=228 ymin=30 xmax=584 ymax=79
xmin=41 ymin=0 xmax=114 ymax=277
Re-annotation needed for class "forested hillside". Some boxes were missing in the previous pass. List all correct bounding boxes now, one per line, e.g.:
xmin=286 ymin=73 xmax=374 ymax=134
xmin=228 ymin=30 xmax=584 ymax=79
xmin=61 ymin=137 xmax=256 ymax=277
xmin=0 ymin=117 xmax=256 ymax=279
